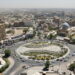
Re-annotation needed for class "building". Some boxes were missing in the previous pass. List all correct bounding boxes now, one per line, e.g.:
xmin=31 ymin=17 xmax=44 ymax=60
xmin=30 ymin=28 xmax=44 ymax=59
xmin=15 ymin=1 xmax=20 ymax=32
xmin=60 ymin=22 xmax=70 ymax=30
xmin=68 ymin=27 xmax=75 ymax=35
xmin=67 ymin=27 xmax=75 ymax=43
xmin=0 ymin=24 xmax=6 ymax=41
xmin=25 ymin=27 xmax=34 ymax=39
xmin=58 ymin=22 xmax=70 ymax=36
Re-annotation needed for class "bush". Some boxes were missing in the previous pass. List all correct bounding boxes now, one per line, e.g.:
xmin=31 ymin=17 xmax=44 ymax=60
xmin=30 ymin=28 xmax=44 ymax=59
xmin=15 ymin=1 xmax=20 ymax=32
xmin=4 ymin=50 xmax=11 ymax=58
xmin=69 ymin=62 xmax=75 ymax=72
xmin=23 ymin=28 xmax=28 ymax=34
xmin=0 ymin=58 xmax=9 ymax=73
xmin=47 ymin=34 xmax=57 ymax=40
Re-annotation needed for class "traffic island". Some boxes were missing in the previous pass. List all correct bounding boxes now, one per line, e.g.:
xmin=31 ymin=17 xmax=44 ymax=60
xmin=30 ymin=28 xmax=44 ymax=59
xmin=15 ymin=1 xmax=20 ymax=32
xmin=16 ymin=40 xmax=70 ymax=62
xmin=0 ymin=57 xmax=9 ymax=73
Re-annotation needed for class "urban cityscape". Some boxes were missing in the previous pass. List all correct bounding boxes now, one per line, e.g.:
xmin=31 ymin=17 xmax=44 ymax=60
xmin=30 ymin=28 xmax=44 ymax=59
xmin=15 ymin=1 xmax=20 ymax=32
xmin=0 ymin=0 xmax=75 ymax=75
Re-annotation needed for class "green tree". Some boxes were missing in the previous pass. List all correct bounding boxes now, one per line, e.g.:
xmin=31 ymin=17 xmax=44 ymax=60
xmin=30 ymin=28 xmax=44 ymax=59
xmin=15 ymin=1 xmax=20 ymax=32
xmin=48 ymin=34 xmax=53 ymax=39
xmin=69 ymin=62 xmax=75 ymax=72
xmin=4 ymin=50 xmax=11 ymax=57
xmin=23 ymin=28 xmax=28 ymax=34
xmin=45 ymin=60 xmax=50 ymax=69
xmin=37 ymin=31 xmax=41 ymax=39
xmin=43 ymin=60 xmax=50 ymax=71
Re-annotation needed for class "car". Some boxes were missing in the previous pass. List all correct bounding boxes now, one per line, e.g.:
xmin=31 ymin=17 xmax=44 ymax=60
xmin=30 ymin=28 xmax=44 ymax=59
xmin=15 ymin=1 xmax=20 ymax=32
xmin=43 ymin=68 xmax=49 ymax=71
xmin=63 ymin=59 xmax=68 ymax=62
xmin=72 ymin=53 xmax=75 ymax=56
xmin=59 ymin=59 xmax=63 ymax=61
xmin=51 ymin=69 xmax=54 ymax=71
xmin=51 ymin=61 xmax=55 ymax=63
xmin=20 ymin=57 xmax=22 ymax=59
xmin=21 ymin=60 xmax=25 ymax=62
xmin=22 ymin=65 xmax=26 ymax=69
xmin=66 ymin=56 xmax=69 ymax=59
xmin=56 ymin=59 xmax=60 ymax=61
xmin=20 ymin=72 xmax=27 ymax=75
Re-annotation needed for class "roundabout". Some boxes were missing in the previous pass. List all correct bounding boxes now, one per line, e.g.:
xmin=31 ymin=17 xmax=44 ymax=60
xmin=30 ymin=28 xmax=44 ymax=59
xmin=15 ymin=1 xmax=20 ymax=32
xmin=16 ymin=40 xmax=70 ymax=61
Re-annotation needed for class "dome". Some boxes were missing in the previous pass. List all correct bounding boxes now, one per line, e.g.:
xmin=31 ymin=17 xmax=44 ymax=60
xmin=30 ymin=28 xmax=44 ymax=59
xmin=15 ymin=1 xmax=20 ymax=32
xmin=63 ymin=22 xmax=70 ymax=27
xmin=60 ymin=22 xmax=70 ymax=30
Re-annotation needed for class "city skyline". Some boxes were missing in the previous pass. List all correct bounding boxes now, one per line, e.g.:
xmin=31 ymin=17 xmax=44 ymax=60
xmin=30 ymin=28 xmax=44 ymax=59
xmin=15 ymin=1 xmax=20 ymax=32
xmin=0 ymin=0 xmax=75 ymax=8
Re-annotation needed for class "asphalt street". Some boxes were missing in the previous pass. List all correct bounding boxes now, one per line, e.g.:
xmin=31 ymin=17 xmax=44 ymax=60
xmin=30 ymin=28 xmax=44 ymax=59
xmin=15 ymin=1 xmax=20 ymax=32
xmin=2 ymin=40 xmax=75 ymax=75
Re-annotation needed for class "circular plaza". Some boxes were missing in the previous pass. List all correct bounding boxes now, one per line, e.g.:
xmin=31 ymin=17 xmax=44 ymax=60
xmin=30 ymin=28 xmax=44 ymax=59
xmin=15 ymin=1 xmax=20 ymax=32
xmin=16 ymin=40 xmax=70 ymax=61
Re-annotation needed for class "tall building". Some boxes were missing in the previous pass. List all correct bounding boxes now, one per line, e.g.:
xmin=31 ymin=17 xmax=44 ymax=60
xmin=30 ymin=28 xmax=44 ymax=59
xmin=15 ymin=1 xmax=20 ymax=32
xmin=0 ymin=24 xmax=6 ymax=41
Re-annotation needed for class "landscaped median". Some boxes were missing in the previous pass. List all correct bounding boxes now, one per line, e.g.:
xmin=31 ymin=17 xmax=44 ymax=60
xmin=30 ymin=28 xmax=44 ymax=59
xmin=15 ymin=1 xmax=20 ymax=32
xmin=0 ymin=50 xmax=14 ymax=74
xmin=0 ymin=57 xmax=15 ymax=75
xmin=3 ymin=57 xmax=15 ymax=75
xmin=21 ymin=49 xmax=68 ymax=60
xmin=0 ymin=58 xmax=9 ymax=73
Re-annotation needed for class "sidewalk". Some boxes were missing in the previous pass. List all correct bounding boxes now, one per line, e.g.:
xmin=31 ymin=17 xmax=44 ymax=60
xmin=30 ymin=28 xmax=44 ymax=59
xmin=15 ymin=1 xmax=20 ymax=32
xmin=10 ymin=64 xmax=23 ymax=75
xmin=3 ymin=57 xmax=15 ymax=75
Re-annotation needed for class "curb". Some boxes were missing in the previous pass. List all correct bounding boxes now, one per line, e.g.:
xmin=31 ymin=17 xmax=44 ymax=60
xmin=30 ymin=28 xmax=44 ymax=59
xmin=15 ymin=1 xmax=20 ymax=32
xmin=3 ymin=57 xmax=15 ymax=75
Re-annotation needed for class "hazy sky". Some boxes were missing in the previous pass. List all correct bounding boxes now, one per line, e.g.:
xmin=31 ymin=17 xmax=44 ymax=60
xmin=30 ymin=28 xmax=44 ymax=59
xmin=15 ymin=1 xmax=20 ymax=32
xmin=0 ymin=0 xmax=75 ymax=8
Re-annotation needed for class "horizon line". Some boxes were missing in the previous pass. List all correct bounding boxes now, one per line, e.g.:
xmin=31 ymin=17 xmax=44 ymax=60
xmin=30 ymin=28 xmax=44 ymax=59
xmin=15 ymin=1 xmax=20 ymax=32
xmin=0 ymin=8 xmax=75 ymax=9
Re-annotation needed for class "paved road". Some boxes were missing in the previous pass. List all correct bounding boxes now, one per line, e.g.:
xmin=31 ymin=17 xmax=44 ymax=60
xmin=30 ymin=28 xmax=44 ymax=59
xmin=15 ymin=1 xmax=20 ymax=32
xmin=3 ymin=41 xmax=25 ymax=75
xmin=2 ymin=40 xmax=75 ymax=75
xmin=3 ymin=40 xmax=44 ymax=75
